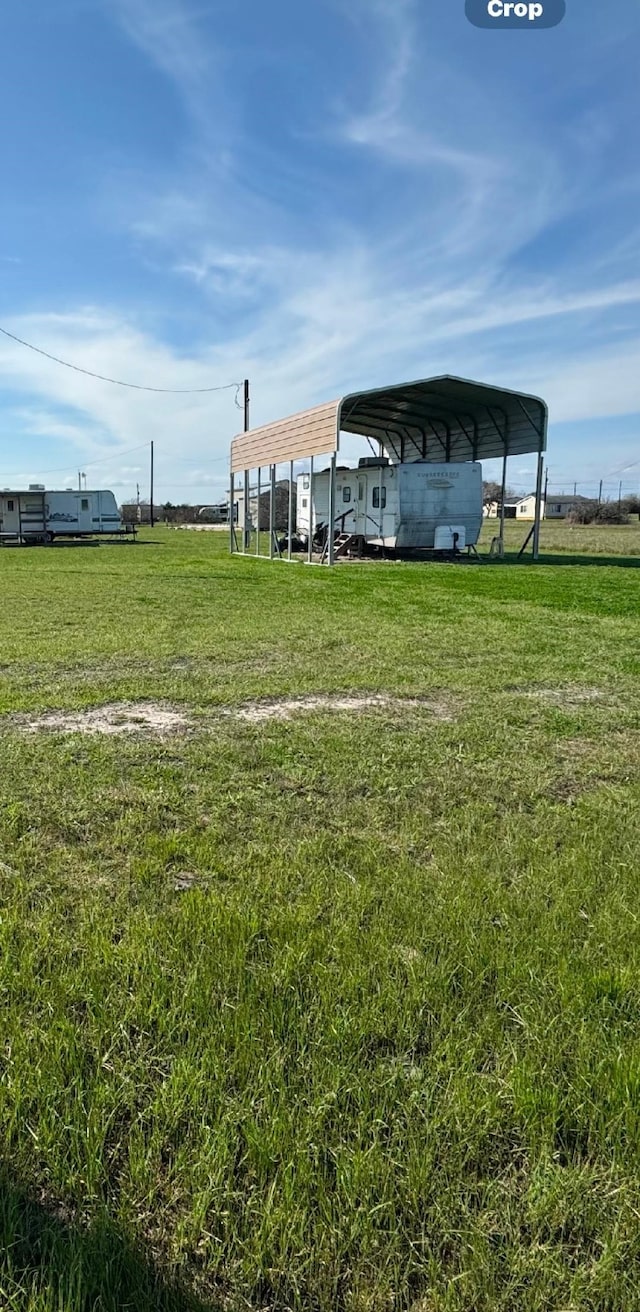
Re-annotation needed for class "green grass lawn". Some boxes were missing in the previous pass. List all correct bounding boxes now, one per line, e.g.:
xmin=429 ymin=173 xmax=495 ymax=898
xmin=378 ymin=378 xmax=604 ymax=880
xmin=1 ymin=525 xmax=640 ymax=1311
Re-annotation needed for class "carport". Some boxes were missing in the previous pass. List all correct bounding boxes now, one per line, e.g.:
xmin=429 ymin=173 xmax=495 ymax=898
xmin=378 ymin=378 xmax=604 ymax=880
xmin=229 ymin=375 xmax=547 ymax=564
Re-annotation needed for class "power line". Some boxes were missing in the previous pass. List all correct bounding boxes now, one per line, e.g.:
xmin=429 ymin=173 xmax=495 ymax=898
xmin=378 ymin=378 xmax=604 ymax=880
xmin=0 ymin=441 xmax=152 ymax=479
xmin=0 ymin=325 xmax=242 ymax=396
xmin=2 ymin=445 xmax=234 ymax=482
xmin=170 ymin=453 xmax=230 ymax=467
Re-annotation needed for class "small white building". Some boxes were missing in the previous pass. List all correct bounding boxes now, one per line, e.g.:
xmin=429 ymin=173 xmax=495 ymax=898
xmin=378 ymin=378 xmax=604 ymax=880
xmin=513 ymin=495 xmax=541 ymax=520
xmin=485 ymin=495 xmax=548 ymax=521
xmin=484 ymin=499 xmax=522 ymax=520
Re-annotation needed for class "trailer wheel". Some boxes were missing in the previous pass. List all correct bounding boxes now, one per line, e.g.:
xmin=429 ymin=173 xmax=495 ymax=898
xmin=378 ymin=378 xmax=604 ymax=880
xmin=43 ymin=531 xmax=54 ymax=546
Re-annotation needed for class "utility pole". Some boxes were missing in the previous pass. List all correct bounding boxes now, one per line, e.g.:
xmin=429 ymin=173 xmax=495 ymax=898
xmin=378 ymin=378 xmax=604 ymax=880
xmin=150 ymin=441 xmax=154 ymax=527
xmin=78 ymin=471 xmax=81 ymax=491
xmin=243 ymin=378 xmax=250 ymax=433
xmin=598 ymin=480 xmax=603 ymax=505
xmin=544 ymin=466 xmax=549 ymax=513
xmin=619 ymin=480 xmax=623 ymax=509
xmin=242 ymin=380 xmax=251 ymax=551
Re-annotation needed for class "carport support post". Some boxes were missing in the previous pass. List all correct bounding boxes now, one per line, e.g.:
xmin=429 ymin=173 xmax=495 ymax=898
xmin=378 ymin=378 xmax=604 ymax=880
xmin=308 ymin=457 xmax=314 ymax=564
xmin=240 ymin=381 xmax=250 ymax=554
xmin=229 ymin=470 xmax=235 ymax=553
xmin=533 ymin=452 xmax=545 ymax=560
xmin=328 ymin=454 xmax=336 ymax=565
xmin=288 ymin=461 xmax=294 ymax=561
xmin=269 ymin=463 xmax=276 ymax=559
xmin=255 ymin=468 xmax=261 ymax=556
xmin=243 ymin=469 xmax=249 ymax=553
xmin=499 ymin=451 xmax=508 ymax=547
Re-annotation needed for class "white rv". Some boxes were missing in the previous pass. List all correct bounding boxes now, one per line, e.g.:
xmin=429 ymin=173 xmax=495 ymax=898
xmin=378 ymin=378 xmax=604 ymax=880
xmin=0 ymin=486 xmax=125 ymax=545
xmin=296 ymin=459 xmax=483 ymax=553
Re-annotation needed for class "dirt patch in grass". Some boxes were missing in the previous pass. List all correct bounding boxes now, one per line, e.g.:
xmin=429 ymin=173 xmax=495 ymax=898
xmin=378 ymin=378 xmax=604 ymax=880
xmin=16 ymin=702 xmax=192 ymax=736
xmin=226 ymin=693 xmax=454 ymax=723
xmin=4 ymin=692 xmax=455 ymax=736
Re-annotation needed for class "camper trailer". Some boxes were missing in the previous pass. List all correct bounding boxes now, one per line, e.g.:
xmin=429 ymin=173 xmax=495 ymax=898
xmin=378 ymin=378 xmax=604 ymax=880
xmin=0 ymin=487 xmax=125 ymax=545
xmin=296 ymin=459 xmax=483 ymax=553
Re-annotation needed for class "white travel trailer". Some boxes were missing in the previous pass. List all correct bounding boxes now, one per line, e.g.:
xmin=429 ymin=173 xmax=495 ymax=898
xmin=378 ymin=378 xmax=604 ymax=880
xmin=0 ymin=486 xmax=125 ymax=545
xmin=296 ymin=458 xmax=484 ymax=553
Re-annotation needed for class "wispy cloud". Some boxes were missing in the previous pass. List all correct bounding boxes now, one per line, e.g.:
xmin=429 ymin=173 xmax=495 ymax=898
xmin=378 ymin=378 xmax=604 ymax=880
xmin=107 ymin=0 xmax=215 ymax=121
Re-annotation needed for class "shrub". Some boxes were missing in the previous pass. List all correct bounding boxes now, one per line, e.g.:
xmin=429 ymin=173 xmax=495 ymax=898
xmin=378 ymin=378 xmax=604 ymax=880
xmin=595 ymin=502 xmax=632 ymax=525
xmin=568 ymin=500 xmax=631 ymax=526
xmin=621 ymin=495 xmax=640 ymax=516
xmin=568 ymin=500 xmax=599 ymax=525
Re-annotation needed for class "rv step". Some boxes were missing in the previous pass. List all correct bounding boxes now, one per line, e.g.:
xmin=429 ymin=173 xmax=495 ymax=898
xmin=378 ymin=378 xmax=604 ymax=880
xmin=321 ymin=532 xmax=362 ymax=562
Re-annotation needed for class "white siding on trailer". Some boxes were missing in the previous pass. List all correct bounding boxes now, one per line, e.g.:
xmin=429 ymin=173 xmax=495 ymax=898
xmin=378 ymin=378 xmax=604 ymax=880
xmin=296 ymin=471 xmax=326 ymax=535
xmin=355 ymin=468 xmax=399 ymax=543
xmin=46 ymin=492 xmax=79 ymax=529
xmin=335 ymin=473 xmax=358 ymax=535
xmin=297 ymin=461 xmax=483 ymax=550
xmin=296 ymin=470 xmax=359 ymax=537
xmin=396 ymin=462 xmax=483 ymax=549
xmin=45 ymin=491 xmax=122 ymax=535
xmin=96 ymin=490 xmax=121 ymax=529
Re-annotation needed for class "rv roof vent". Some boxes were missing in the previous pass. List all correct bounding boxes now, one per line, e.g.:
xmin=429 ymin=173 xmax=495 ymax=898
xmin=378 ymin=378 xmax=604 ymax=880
xmin=358 ymin=456 xmax=389 ymax=469
xmin=28 ymin=483 xmax=45 ymax=491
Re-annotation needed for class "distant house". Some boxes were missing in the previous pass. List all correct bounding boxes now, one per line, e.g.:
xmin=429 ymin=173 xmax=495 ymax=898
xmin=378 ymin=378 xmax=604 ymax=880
xmin=233 ymin=480 xmax=296 ymax=532
xmin=484 ymin=499 xmax=528 ymax=520
xmin=484 ymin=495 xmax=548 ymax=521
xmin=513 ymin=495 xmax=539 ymax=520
xmin=544 ymin=494 xmax=589 ymax=520
xmin=492 ymin=493 xmax=589 ymax=522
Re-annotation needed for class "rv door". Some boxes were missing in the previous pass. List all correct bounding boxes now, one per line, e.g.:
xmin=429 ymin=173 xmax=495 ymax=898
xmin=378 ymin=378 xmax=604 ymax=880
xmin=1 ymin=497 xmax=20 ymax=536
xmin=355 ymin=475 xmax=368 ymax=537
xmin=77 ymin=495 xmax=92 ymax=532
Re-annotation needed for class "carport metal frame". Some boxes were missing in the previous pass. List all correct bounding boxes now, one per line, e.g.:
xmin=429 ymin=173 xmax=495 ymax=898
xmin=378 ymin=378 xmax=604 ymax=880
xmin=229 ymin=375 xmax=548 ymax=564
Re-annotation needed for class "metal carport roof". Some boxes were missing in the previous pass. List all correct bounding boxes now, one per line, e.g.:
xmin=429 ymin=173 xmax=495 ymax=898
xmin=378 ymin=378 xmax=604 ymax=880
xmin=230 ymin=375 xmax=547 ymax=473
xmin=339 ymin=375 xmax=547 ymax=463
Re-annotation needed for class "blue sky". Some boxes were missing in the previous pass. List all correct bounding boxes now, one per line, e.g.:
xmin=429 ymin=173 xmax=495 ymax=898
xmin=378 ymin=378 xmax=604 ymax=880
xmin=0 ymin=0 xmax=639 ymax=502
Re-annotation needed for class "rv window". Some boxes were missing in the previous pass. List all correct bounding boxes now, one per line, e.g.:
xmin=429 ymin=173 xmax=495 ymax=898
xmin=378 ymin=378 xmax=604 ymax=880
xmin=7 ymin=499 xmax=14 ymax=511
xmin=372 ymin=487 xmax=387 ymax=509
xmin=302 ymin=475 xmax=310 ymax=490
xmin=342 ymin=486 xmax=352 ymax=503
xmin=302 ymin=498 xmax=308 ymax=509
xmin=358 ymin=482 xmax=364 ymax=501
xmin=81 ymin=498 xmax=89 ymax=511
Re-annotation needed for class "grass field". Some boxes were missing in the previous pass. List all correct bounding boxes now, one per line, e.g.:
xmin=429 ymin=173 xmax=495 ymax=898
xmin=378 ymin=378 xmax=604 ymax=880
xmin=1 ymin=523 xmax=640 ymax=1311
